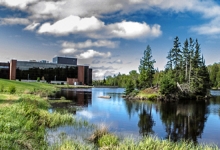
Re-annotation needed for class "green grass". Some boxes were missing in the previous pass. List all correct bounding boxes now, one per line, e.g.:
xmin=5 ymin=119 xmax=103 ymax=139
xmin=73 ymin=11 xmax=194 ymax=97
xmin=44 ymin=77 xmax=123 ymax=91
xmin=0 ymin=94 xmax=19 ymax=107
xmin=0 ymin=78 xmax=57 ymax=95
xmin=136 ymin=91 xmax=158 ymax=100
xmin=53 ymin=133 xmax=219 ymax=150
xmin=98 ymin=133 xmax=119 ymax=147
xmin=50 ymin=139 xmax=94 ymax=150
xmin=112 ymin=136 xmax=219 ymax=150
xmin=0 ymin=95 xmax=75 ymax=149
xmin=0 ymin=79 xmax=88 ymax=149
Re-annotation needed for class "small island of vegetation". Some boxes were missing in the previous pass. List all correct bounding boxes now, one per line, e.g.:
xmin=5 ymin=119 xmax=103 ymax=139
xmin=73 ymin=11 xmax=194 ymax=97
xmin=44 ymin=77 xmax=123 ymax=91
xmin=97 ymin=36 xmax=211 ymax=101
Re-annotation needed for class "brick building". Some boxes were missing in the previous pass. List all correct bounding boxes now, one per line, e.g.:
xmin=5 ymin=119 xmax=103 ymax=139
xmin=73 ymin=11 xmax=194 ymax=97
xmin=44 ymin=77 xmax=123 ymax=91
xmin=0 ymin=57 xmax=92 ymax=85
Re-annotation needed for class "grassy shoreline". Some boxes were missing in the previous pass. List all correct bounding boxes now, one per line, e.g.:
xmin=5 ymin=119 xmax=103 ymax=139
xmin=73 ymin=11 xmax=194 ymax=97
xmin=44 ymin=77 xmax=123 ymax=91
xmin=0 ymin=79 xmax=78 ymax=149
xmin=0 ymin=79 xmax=219 ymax=149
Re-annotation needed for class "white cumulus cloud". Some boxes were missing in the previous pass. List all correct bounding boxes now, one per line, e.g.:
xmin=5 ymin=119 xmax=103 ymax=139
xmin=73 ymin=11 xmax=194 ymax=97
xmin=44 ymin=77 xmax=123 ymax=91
xmin=38 ymin=15 xmax=104 ymax=35
xmin=77 ymin=50 xmax=111 ymax=59
xmin=38 ymin=15 xmax=161 ymax=39
xmin=107 ymin=21 xmax=162 ymax=39
xmin=0 ymin=0 xmax=37 ymax=9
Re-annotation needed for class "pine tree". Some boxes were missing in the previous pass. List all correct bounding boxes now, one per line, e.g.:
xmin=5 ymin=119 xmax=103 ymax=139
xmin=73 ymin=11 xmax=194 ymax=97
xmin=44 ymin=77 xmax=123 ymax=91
xmin=192 ymin=39 xmax=202 ymax=68
xmin=165 ymin=49 xmax=173 ymax=70
xmin=189 ymin=39 xmax=210 ymax=96
xmin=139 ymin=45 xmax=156 ymax=89
xmin=170 ymin=36 xmax=182 ymax=82
xmin=187 ymin=38 xmax=194 ymax=85
xmin=182 ymin=39 xmax=190 ymax=82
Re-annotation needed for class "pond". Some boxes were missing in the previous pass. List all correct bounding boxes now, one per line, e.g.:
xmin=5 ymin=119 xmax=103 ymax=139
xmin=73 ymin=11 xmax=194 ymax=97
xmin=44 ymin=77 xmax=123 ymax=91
xmin=48 ymin=88 xmax=220 ymax=147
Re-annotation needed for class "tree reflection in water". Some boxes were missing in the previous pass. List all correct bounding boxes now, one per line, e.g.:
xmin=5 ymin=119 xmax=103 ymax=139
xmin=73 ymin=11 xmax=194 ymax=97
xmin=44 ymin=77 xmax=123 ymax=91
xmin=125 ymin=101 xmax=155 ymax=136
xmin=138 ymin=104 xmax=155 ymax=136
xmin=159 ymin=101 xmax=209 ymax=143
xmin=125 ymin=99 xmax=209 ymax=143
xmin=210 ymin=96 xmax=220 ymax=117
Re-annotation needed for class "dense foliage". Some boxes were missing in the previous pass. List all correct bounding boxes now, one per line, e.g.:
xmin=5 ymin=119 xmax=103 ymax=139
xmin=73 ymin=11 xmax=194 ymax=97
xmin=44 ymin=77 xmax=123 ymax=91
xmin=208 ymin=63 xmax=220 ymax=88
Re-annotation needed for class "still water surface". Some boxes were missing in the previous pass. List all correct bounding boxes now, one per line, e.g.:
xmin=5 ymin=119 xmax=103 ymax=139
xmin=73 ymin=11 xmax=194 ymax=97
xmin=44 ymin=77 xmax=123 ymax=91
xmin=49 ymin=88 xmax=220 ymax=147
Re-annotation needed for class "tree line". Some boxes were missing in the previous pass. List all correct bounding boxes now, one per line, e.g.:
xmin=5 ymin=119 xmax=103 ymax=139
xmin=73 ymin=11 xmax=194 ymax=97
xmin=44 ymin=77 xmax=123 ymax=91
xmin=208 ymin=63 xmax=220 ymax=88
xmin=96 ymin=36 xmax=211 ymax=97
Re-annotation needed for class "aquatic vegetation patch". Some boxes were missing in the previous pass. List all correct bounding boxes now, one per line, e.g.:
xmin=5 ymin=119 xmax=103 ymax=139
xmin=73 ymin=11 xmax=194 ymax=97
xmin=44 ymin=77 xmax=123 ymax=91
xmin=98 ymin=133 xmax=119 ymax=147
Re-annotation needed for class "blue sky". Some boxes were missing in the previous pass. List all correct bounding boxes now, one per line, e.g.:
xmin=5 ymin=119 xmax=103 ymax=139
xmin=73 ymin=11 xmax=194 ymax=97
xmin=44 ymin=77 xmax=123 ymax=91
xmin=0 ymin=0 xmax=220 ymax=79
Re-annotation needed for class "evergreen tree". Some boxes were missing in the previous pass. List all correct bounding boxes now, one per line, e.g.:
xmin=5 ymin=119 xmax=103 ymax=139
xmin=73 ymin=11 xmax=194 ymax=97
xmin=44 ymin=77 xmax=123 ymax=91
xmin=125 ymin=79 xmax=135 ymax=95
xmin=192 ymin=39 xmax=202 ymax=68
xmin=190 ymin=56 xmax=210 ymax=96
xmin=165 ymin=49 xmax=173 ymax=70
xmin=170 ymin=36 xmax=182 ymax=82
xmin=189 ymin=38 xmax=195 ymax=85
xmin=182 ymin=39 xmax=190 ymax=82
xmin=139 ymin=45 xmax=156 ymax=89
xmin=160 ymin=70 xmax=176 ymax=95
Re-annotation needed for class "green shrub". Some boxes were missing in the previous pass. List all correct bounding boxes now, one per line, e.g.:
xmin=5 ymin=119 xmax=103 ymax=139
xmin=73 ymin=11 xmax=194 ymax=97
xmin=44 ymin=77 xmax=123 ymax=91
xmin=0 ymin=84 xmax=4 ymax=92
xmin=98 ymin=134 xmax=118 ymax=147
xmin=8 ymin=85 xmax=16 ymax=94
xmin=125 ymin=80 xmax=135 ymax=95
xmin=160 ymin=71 xmax=176 ymax=95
